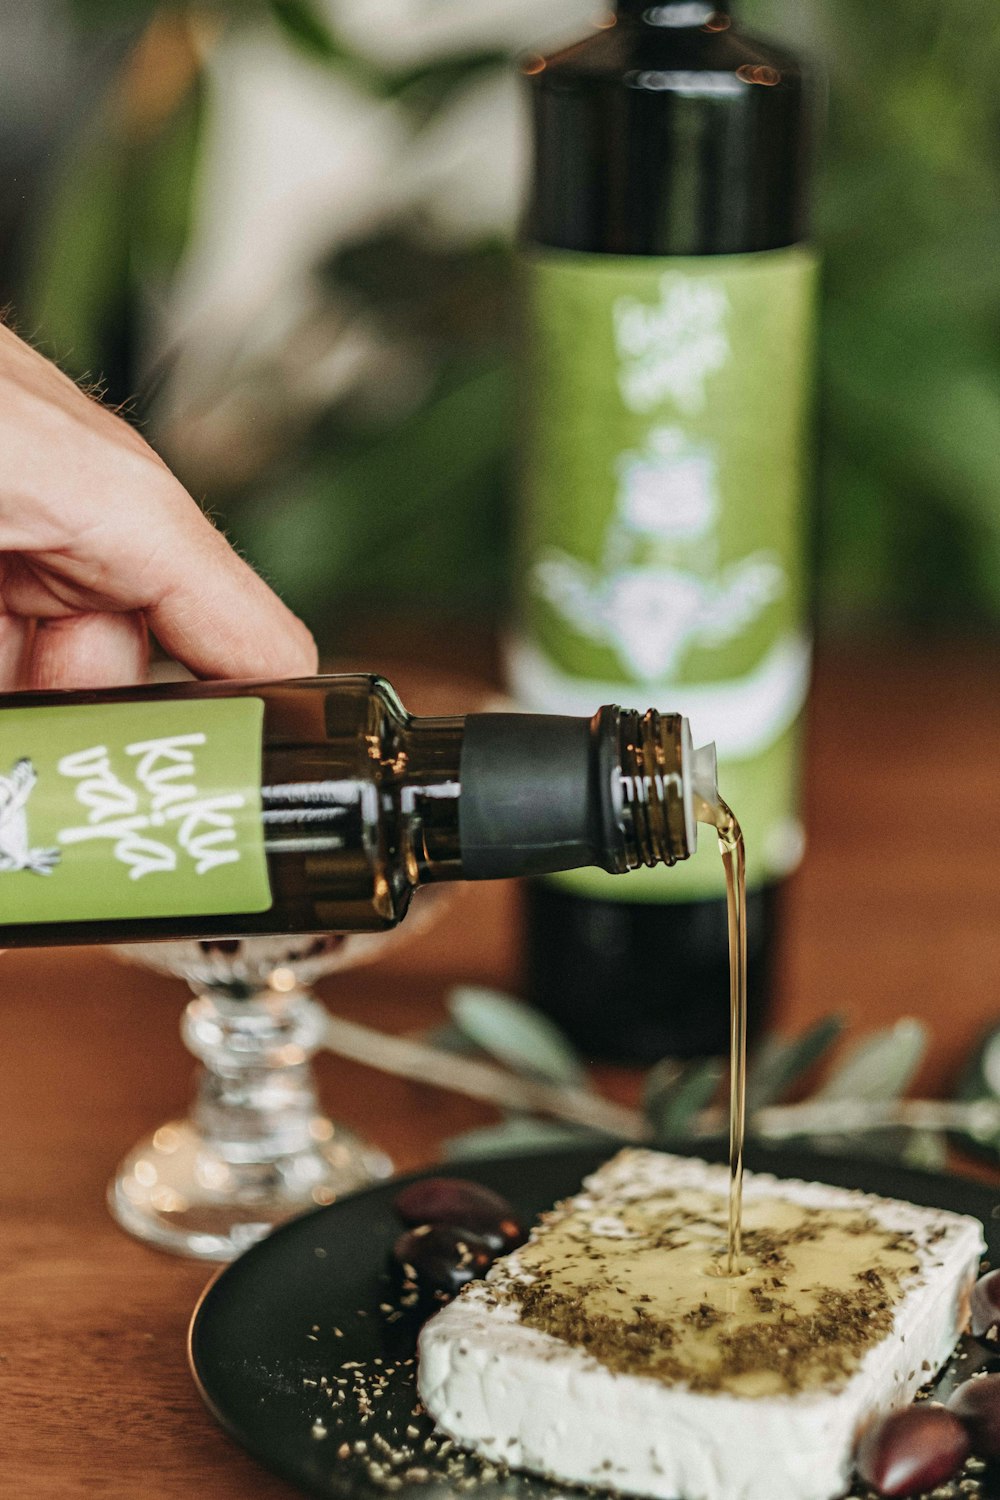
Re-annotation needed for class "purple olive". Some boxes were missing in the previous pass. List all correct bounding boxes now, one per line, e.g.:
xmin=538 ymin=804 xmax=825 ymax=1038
xmin=855 ymin=1404 xmax=970 ymax=1497
xmin=393 ymin=1177 xmax=525 ymax=1251
xmin=391 ymin=1224 xmax=495 ymax=1304
xmin=947 ymin=1373 xmax=1000 ymax=1460
xmin=971 ymin=1268 xmax=1000 ymax=1345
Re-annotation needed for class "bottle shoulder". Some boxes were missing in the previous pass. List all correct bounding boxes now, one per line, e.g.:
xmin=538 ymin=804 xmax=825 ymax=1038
xmin=534 ymin=20 xmax=808 ymax=87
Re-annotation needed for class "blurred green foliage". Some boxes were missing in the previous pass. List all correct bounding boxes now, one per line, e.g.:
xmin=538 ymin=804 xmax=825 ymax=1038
xmin=25 ymin=71 xmax=204 ymax=385
xmin=747 ymin=0 xmax=1000 ymax=626
xmin=18 ymin=0 xmax=1000 ymax=645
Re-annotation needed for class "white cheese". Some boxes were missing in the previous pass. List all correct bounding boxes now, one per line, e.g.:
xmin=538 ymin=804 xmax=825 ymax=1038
xmin=417 ymin=1149 xmax=985 ymax=1500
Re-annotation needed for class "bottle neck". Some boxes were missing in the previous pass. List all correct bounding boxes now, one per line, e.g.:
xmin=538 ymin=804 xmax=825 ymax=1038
xmin=453 ymin=707 xmax=704 ymax=883
xmin=395 ymin=718 xmax=467 ymax=884
xmin=616 ymin=1 xmax=732 ymax=22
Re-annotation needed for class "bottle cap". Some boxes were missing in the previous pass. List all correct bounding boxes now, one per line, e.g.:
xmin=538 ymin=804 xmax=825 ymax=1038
xmin=686 ymin=729 xmax=720 ymax=844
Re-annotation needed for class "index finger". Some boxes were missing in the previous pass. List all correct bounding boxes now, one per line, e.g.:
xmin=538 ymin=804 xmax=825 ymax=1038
xmin=148 ymin=513 xmax=318 ymax=681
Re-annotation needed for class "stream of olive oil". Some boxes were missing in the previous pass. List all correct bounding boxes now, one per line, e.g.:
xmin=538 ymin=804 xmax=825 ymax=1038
xmin=704 ymin=798 xmax=747 ymax=1277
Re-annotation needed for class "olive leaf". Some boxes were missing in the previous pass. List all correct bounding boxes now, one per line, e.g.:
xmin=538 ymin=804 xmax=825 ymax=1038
xmin=421 ymin=1022 xmax=481 ymax=1057
xmin=23 ymin=34 xmax=205 ymax=411
xmin=270 ymin=0 xmax=358 ymax=67
xmin=270 ymin=1 xmax=506 ymax=125
xmin=745 ymin=1016 xmax=845 ymax=1115
xmin=644 ymin=1057 xmax=725 ymax=1145
xmin=444 ymin=1118 xmax=606 ymax=1162
xmin=232 ymin=357 xmax=513 ymax=622
xmin=796 ymin=1126 xmax=947 ymax=1172
xmin=901 ymin=1130 xmax=949 ymax=1173
xmin=952 ymin=1024 xmax=1000 ymax=1165
xmin=642 ymin=1057 xmax=683 ymax=1116
xmin=388 ymin=55 xmax=510 ymax=130
xmin=22 ymin=117 xmax=131 ymax=384
xmin=447 ymin=987 xmax=587 ymax=1089
xmin=326 ymin=230 xmax=510 ymax=349
xmin=813 ymin=1019 xmax=928 ymax=1104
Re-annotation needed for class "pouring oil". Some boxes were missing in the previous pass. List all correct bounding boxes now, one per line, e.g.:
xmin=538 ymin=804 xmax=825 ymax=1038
xmin=697 ymin=795 xmax=748 ymax=1278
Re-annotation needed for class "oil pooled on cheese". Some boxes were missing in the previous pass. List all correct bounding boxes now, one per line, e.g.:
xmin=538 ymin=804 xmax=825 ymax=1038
xmin=510 ymin=1192 xmax=922 ymax=1397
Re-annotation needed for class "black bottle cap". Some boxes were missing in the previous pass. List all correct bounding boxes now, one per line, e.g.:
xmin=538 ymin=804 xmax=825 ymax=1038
xmin=458 ymin=713 xmax=611 ymax=881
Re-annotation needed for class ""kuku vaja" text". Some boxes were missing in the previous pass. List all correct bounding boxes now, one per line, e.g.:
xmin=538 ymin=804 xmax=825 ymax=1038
xmin=56 ymin=734 xmax=245 ymax=880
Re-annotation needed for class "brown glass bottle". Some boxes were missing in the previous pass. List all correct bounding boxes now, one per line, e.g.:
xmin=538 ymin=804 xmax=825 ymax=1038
xmin=0 ymin=674 xmax=716 ymax=948
xmin=516 ymin=0 xmax=816 ymax=1062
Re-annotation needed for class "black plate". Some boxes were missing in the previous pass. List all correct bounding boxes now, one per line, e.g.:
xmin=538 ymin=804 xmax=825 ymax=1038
xmin=190 ymin=1145 xmax=1000 ymax=1500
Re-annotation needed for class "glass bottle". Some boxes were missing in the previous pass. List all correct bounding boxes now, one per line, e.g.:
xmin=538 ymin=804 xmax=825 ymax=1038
xmin=513 ymin=0 xmax=818 ymax=1061
xmin=0 ymin=673 xmax=718 ymax=946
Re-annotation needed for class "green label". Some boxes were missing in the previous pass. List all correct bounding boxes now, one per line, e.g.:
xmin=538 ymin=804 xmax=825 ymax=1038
xmin=0 ymin=697 xmax=272 ymax=924
xmin=513 ymin=245 xmax=818 ymax=900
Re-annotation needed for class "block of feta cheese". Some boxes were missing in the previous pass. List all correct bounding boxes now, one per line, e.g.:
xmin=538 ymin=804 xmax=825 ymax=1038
xmin=417 ymin=1149 xmax=985 ymax=1500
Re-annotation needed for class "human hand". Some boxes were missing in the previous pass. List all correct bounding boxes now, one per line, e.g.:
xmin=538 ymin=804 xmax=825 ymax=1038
xmin=0 ymin=324 xmax=317 ymax=690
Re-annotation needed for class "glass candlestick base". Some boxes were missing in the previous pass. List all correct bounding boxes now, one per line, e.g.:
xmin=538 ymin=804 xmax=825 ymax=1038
xmin=108 ymin=935 xmax=399 ymax=1260
xmin=109 ymin=1114 xmax=390 ymax=1261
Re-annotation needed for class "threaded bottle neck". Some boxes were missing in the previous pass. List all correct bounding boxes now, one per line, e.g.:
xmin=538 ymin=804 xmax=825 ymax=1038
xmin=613 ymin=709 xmax=693 ymax=870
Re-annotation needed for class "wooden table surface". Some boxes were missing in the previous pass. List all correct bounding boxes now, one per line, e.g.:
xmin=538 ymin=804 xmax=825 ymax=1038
xmin=1 ymin=642 xmax=998 ymax=1498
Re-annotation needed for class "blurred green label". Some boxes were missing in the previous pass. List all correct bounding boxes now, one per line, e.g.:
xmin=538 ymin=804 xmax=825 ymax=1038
xmin=512 ymin=245 xmax=818 ymax=900
xmin=0 ymin=697 xmax=271 ymax=924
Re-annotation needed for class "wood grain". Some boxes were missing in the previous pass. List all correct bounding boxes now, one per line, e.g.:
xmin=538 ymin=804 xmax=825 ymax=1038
xmin=0 ymin=644 xmax=996 ymax=1497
